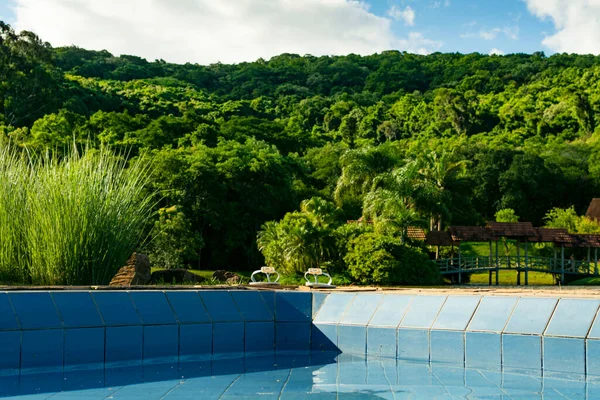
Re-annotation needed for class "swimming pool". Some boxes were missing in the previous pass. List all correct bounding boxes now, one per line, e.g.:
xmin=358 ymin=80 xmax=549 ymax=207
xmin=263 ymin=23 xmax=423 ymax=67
xmin=1 ymin=290 xmax=599 ymax=399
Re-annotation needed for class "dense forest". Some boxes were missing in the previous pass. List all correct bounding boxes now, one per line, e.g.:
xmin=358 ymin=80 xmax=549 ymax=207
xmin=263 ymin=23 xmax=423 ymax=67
xmin=3 ymin=22 xmax=600 ymax=284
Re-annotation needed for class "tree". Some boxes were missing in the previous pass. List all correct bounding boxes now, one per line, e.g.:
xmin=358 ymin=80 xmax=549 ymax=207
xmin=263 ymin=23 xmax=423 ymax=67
xmin=257 ymin=197 xmax=340 ymax=273
xmin=344 ymin=233 xmax=440 ymax=285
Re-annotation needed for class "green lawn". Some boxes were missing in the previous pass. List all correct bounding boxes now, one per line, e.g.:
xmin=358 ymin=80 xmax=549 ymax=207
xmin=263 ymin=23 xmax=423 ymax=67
xmin=467 ymin=270 xmax=556 ymax=286
xmin=457 ymin=240 xmax=546 ymax=258
xmin=567 ymin=277 xmax=600 ymax=286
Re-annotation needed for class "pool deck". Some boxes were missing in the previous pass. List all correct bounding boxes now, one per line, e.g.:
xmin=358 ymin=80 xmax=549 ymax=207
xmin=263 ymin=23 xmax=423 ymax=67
xmin=3 ymin=284 xmax=600 ymax=298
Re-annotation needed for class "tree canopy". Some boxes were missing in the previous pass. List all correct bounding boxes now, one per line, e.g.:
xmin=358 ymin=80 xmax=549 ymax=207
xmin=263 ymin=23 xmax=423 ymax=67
xmin=3 ymin=22 xmax=600 ymax=279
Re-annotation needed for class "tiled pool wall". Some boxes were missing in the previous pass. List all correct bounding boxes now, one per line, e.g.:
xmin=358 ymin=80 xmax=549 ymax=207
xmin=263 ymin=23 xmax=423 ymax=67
xmin=312 ymin=292 xmax=600 ymax=378
xmin=2 ymin=289 xmax=600 ymax=383
xmin=0 ymin=290 xmax=320 ymax=385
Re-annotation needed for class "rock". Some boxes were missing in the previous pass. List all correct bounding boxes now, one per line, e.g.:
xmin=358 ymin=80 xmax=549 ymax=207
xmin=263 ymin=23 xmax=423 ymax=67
xmin=151 ymin=269 xmax=204 ymax=285
xmin=109 ymin=253 xmax=151 ymax=286
xmin=226 ymin=275 xmax=241 ymax=285
xmin=212 ymin=270 xmax=228 ymax=282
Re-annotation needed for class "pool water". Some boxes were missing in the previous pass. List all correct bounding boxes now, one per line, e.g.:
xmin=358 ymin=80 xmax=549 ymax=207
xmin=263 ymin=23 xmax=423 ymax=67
xmin=1 ymin=353 xmax=597 ymax=399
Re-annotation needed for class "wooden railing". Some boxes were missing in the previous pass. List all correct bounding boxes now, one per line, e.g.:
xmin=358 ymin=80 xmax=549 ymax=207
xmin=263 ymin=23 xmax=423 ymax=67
xmin=435 ymin=256 xmax=599 ymax=276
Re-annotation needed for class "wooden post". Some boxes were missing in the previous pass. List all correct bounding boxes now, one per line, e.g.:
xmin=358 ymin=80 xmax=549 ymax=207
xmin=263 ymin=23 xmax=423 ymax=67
xmin=588 ymin=247 xmax=592 ymax=275
xmin=554 ymin=247 xmax=558 ymax=270
xmin=458 ymin=241 xmax=462 ymax=284
xmin=516 ymin=239 xmax=520 ymax=285
xmin=489 ymin=240 xmax=493 ymax=268
xmin=516 ymin=239 xmax=521 ymax=268
xmin=495 ymin=240 xmax=500 ymax=286
xmin=595 ymin=248 xmax=598 ymax=276
xmin=525 ymin=239 xmax=529 ymax=286
xmin=561 ymin=245 xmax=565 ymax=284
xmin=489 ymin=270 xmax=492 ymax=286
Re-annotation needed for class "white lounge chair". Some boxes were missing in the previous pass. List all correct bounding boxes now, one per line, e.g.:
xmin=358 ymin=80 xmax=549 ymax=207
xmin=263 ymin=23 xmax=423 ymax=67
xmin=249 ymin=266 xmax=280 ymax=286
xmin=304 ymin=267 xmax=336 ymax=289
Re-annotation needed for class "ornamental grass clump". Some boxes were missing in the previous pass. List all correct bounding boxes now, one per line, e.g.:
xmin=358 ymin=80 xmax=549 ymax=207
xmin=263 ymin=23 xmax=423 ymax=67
xmin=0 ymin=144 xmax=156 ymax=285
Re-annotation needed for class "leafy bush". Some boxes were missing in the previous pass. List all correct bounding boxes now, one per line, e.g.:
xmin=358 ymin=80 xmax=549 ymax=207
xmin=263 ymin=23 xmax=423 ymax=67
xmin=148 ymin=206 xmax=203 ymax=269
xmin=344 ymin=233 xmax=440 ymax=285
xmin=0 ymin=144 xmax=156 ymax=285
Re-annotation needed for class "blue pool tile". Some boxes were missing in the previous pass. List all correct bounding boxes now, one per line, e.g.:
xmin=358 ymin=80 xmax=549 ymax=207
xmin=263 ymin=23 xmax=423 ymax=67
xmin=368 ymin=295 xmax=413 ymax=328
xmin=430 ymin=330 xmax=464 ymax=365
xmin=586 ymin=305 xmax=600 ymax=339
xmin=260 ymin=291 xmax=276 ymax=318
xmin=397 ymin=360 xmax=433 ymax=386
xmin=432 ymin=296 xmax=480 ymax=331
xmin=312 ymin=292 xmax=329 ymax=318
xmin=502 ymin=334 xmax=542 ymax=371
xmin=311 ymin=323 xmax=338 ymax=352
xmin=130 ymin=291 xmax=177 ymax=325
xmin=313 ymin=293 xmax=355 ymax=324
xmin=51 ymin=292 xmax=103 ymax=328
xmin=165 ymin=291 xmax=211 ymax=324
xmin=399 ymin=296 xmax=447 ymax=329
xmin=0 ymin=293 xmax=18 ymax=330
xmin=245 ymin=321 xmax=275 ymax=354
xmin=275 ymin=292 xmax=312 ymax=322
xmin=276 ymin=322 xmax=310 ymax=352
xmin=503 ymin=297 xmax=558 ymax=335
xmin=8 ymin=292 xmax=62 ymax=330
xmin=0 ymin=376 xmax=17 ymax=398
xmin=339 ymin=294 xmax=384 ymax=326
xmin=546 ymin=298 xmax=599 ymax=338
xmin=0 ymin=331 xmax=20 ymax=373
xmin=465 ymin=331 xmax=501 ymax=368
xmin=199 ymin=291 xmax=242 ymax=322
xmin=338 ymin=325 xmax=366 ymax=354
xmin=543 ymin=336 xmax=585 ymax=375
xmin=230 ymin=291 xmax=272 ymax=321
xmin=543 ymin=376 xmax=587 ymax=399
xmin=214 ymin=322 xmax=244 ymax=357
xmin=589 ymin=340 xmax=600 ymax=376
xmin=91 ymin=292 xmax=141 ymax=326
xmin=143 ymin=325 xmax=179 ymax=364
xmin=397 ymin=329 xmax=429 ymax=362
xmin=105 ymin=326 xmax=143 ymax=366
xmin=179 ymin=324 xmax=212 ymax=361
xmin=64 ymin=328 xmax=104 ymax=369
xmin=367 ymin=327 xmax=396 ymax=358
xmin=21 ymin=329 xmax=64 ymax=373
xmin=467 ymin=296 xmax=518 ymax=332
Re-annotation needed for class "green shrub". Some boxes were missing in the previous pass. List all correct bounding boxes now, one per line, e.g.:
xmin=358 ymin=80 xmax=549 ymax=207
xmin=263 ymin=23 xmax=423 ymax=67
xmin=344 ymin=233 xmax=440 ymax=285
xmin=0 ymin=144 xmax=157 ymax=285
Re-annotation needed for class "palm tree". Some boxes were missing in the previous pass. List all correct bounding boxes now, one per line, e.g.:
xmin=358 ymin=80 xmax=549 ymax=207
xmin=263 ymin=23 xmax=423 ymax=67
xmin=334 ymin=145 xmax=401 ymax=206
xmin=414 ymin=151 xmax=470 ymax=231
xmin=362 ymin=163 xmax=424 ymax=241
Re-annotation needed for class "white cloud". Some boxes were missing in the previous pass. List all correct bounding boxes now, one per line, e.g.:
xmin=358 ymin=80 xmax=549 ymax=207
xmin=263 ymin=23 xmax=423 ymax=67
xmin=12 ymin=0 xmax=441 ymax=64
xmin=432 ymin=0 xmax=450 ymax=8
xmin=489 ymin=48 xmax=505 ymax=55
xmin=399 ymin=32 xmax=443 ymax=54
xmin=460 ymin=26 xmax=519 ymax=41
xmin=388 ymin=5 xmax=415 ymax=26
xmin=524 ymin=0 xmax=600 ymax=54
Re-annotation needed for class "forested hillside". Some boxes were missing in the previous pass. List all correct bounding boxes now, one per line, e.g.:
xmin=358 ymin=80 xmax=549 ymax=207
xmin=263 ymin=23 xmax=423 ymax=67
xmin=3 ymin=22 xmax=600 ymax=280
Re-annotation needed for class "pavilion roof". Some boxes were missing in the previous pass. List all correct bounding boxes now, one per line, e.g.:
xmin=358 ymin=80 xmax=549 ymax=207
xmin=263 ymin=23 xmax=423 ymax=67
xmin=486 ymin=222 xmax=536 ymax=238
xmin=407 ymin=227 xmax=426 ymax=241
xmin=586 ymin=199 xmax=600 ymax=222
xmin=425 ymin=230 xmax=459 ymax=246
xmin=449 ymin=226 xmax=495 ymax=242
xmin=564 ymin=234 xmax=600 ymax=248
xmin=527 ymin=228 xmax=571 ymax=243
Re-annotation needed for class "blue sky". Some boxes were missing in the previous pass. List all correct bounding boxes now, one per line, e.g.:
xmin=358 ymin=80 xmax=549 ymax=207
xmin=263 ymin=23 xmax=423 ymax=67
xmin=0 ymin=0 xmax=593 ymax=64
xmin=369 ymin=0 xmax=555 ymax=55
